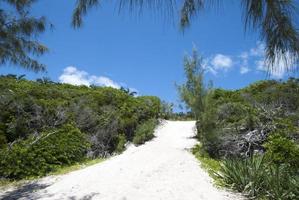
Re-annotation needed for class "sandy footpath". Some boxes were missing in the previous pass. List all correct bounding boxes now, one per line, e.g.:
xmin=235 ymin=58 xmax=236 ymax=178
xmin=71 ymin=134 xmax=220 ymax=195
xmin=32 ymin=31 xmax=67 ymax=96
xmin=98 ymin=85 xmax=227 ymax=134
xmin=0 ymin=121 xmax=242 ymax=200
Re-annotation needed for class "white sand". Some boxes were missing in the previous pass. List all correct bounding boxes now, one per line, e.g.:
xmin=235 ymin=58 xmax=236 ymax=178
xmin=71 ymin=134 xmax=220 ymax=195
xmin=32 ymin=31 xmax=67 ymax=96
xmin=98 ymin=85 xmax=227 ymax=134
xmin=0 ymin=121 xmax=242 ymax=200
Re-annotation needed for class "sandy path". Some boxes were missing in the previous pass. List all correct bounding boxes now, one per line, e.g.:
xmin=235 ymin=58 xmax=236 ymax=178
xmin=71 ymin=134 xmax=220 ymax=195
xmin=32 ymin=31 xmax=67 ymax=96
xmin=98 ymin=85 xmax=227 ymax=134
xmin=0 ymin=121 xmax=242 ymax=200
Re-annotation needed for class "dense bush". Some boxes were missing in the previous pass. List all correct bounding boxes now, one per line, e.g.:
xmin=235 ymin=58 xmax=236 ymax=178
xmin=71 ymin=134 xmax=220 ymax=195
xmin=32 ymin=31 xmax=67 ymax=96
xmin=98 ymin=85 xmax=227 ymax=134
xmin=264 ymin=133 xmax=299 ymax=168
xmin=133 ymin=119 xmax=158 ymax=145
xmin=192 ymin=78 xmax=299 ymax=199
xmin=0 ymin=124 xmax=89 ymax=179
xmin=0 ymin=76 xmax=163 ymax=179
xmin=115 ymin=134 xmax=126 ymax=153
xmin=197 ymin=78 xmax=299 ymax=159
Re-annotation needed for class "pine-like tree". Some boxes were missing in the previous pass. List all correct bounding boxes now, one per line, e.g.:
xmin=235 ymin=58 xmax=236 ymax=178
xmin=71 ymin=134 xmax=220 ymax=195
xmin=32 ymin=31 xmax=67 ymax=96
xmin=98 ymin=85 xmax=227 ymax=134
xmin=0 ymin=0 xmax=49 ymax=72
xmin=176 ymin=47 xmax=207 ymax=119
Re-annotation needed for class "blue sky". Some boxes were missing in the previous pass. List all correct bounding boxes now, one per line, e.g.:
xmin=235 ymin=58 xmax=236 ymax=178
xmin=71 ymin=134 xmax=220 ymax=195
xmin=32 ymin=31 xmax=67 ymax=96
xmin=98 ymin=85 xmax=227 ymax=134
xmin=0 ymin=1 xmax=295 ymax=110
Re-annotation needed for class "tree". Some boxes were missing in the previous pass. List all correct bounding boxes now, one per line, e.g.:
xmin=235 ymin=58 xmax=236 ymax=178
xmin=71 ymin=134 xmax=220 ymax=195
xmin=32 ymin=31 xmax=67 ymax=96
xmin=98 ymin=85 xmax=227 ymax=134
xmin=0 ymin=0 xmax=48 ymax=72
xmin=17 ymin=74 xmax=26 ymax=81
xmin=72 ymin=0 xmax=299 ymax=73
xmin=120 ymin=86 xmax=137 ymax=96
xmin=176 ymin=48 xmax=207 ymax=119
xmin=160 ymin=101 xmax=174 ymax=119
xmin=36 ymin=77 xmax=54 ymax=84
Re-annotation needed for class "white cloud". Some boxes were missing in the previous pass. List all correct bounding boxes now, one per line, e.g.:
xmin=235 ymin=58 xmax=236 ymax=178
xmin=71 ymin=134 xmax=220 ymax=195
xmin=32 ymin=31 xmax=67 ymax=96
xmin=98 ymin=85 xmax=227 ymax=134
xmin=255 ymin=54 xmax=292 ymax=79
xmin=204 ymin=41 xmax=295 ymax=78
xmin=202 ymin=54 xmax=233 ymax=75
xmin=240 ymin=42 xmax=277 ymax=76
xmin=239 ymin=52 xmax=250 ymax=75
xmin=240 ymin=52 xmax=249 ymax=60
xmin=90 ymin=75 xmax=120 ymax=88
xmin=59 ymin=66 xmax=90 ymax=86
xmin=204 ymin=44 xmax=262 ymax=76
xmin=240 ymin=66 xmax=250 ymax=74
xmin=256 ymin=59 xmax=265 ymax=71
xmin=211 ymin=54 xmax=233 ymax=70
xmin=271 ymin=69 xmax=286 ymax=79
xmin=250 ymin=42 xmax=265 ymax=57
xmin=59 ymin=66 xmax=121 ymax=88
xmin=202 ymin=59 xmax=218 ymax=75
xmin=207 ymin=66 xmax=218 ymax=75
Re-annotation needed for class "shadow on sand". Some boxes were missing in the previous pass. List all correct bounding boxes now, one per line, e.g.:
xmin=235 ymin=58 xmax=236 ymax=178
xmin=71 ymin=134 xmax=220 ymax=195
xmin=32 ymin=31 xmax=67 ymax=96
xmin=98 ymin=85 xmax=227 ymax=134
xmin=1 ymin=182 xmax=100 ymax=200
xmin=0 ymin=182 xmax=51 ymax=200
xmin=67 ymin=193 xmax=100 ymax=200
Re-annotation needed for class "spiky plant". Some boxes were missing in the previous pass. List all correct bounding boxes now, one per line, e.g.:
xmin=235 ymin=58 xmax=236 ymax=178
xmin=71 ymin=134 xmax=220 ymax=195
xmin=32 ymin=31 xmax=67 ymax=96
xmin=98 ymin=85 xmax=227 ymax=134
xmin=217 ymin=155 xmax=299 ymax=199
xmin=216 ymin=155 xmax=266 ymax=198
xmin=263 ymin=165 xmax=299 ymax=200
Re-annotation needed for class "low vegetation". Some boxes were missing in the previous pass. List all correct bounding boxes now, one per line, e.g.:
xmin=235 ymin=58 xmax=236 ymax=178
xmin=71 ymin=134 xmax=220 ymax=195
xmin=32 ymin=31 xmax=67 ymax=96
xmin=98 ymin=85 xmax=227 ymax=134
xmin=0 ymin=158 xmax=104 ymax=189
xmin=133 ymin=118 xmax=158 ymax=145
xmin=49 ymin=158 xmax=104 ymax=176
xmin=0 ymin=124 xmax=89 ymax=179
xmin=179 ymin=49 xmax=299 ymax=199
xmin=0 ymin=75 xmax=163 ymax=180
xmin=192 ymin=144 xmax=221 ymax=179
xmin=217 ymin=156 xmax=299 ymax=199
xmin=160 ymin=101 xmax=194 ymax=121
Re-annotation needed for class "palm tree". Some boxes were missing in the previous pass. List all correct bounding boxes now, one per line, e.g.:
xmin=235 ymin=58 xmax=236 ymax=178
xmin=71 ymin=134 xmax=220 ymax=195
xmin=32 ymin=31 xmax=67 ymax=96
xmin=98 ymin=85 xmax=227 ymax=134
xmin=120 ymin=86 xmax=137 ymax=96
xmin=0 ymin=0 xmax=49 ymax=72
xmin=36 ymin=77 xmax=53 ymax=84
xmin=72 ymin=0 xmax=299 ymax=73
xmin=17 ymin=74 xmax=26 ymax=81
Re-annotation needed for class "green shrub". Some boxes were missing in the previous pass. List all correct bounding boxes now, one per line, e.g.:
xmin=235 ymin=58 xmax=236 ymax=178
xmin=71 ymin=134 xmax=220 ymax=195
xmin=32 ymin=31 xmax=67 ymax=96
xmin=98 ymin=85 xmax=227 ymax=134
xmin=0 ymin=124 xmax=90 ymax=179
xmin=133 ymin=119 xmax=158 ymax=145
xmin=0 ymin=130 xmax=7 ymax=149
xmin=115 ymin=134 xmax=126 ymax=153
xmin=264 ymin=133 xmax=299 ymax=168
xmin=0 ymin=77 xmax=162 ymax=157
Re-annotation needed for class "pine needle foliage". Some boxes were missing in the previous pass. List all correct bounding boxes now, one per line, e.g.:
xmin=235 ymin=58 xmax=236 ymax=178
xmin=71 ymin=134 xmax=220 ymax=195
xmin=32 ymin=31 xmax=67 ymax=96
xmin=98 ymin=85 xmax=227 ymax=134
xmin=72 ymin=0 xmax=299 ymax=73
xmin=176 ymin=48 xmax=207 ymax=120
xmin=0 ymin=0 xmax=48 ymax=71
